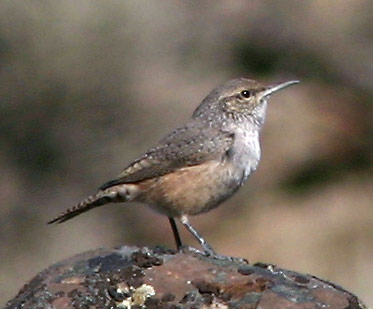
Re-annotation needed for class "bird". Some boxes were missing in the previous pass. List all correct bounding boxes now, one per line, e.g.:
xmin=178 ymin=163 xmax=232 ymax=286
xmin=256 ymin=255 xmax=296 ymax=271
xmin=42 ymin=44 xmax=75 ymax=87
xmin=48 ymin=78 xmax=299 ymax=256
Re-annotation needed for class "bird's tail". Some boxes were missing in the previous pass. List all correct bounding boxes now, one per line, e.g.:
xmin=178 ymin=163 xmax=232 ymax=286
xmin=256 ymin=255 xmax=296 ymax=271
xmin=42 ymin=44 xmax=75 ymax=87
xmin=48 ymin=185 xmax=135 ymax=224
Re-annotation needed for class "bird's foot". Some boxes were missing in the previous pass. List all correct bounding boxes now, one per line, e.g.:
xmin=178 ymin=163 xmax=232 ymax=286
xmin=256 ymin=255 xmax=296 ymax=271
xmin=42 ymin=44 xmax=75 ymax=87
xmin=180 ymin=246 xmax=207 ymax=256
xmin=180 ymin=246 xmax=248 ymax=264
xmin=210 ymin=254 xmax=249 ymax=264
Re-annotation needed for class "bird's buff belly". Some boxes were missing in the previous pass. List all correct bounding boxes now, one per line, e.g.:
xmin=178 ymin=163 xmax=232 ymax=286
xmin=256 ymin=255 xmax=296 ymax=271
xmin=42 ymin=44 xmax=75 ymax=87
xmin=134 ymin=161 xmax=243 ymax=217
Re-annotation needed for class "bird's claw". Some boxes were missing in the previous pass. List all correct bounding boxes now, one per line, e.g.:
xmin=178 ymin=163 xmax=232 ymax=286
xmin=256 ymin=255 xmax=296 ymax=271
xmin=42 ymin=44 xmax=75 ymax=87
xmin=179 ymin=246 xmax=248 ymax=264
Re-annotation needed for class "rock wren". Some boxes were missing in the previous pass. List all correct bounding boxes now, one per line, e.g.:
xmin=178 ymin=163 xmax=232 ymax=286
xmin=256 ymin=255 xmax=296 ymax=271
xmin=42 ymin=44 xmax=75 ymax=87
xmin=49 ymin=78 xmax=299 ymax=256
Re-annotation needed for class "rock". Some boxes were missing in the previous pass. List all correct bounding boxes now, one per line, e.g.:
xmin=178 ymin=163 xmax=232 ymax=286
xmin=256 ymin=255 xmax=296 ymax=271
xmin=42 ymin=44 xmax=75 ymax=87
xmin=5 ymin=246 xmax=368 ymax=309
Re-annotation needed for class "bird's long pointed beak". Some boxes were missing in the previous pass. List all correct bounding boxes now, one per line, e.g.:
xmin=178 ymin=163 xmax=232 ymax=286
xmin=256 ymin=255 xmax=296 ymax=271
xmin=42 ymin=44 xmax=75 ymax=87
xmin=259 ymin=80 xmax=299 ymax=100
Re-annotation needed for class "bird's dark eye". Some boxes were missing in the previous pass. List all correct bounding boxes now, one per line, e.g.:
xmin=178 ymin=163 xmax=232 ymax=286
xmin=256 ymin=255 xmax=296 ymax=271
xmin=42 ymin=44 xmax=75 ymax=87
xmin=241 ymin=90 xmax=251 ymax=98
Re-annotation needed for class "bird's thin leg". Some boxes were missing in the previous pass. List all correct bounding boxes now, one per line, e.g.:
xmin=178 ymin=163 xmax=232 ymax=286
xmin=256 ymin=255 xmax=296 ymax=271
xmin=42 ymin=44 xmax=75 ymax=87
xmin=168 ymin=217 xmax=183 ymax=251
xmin=180 ymin=215 xmax=216 ymax=256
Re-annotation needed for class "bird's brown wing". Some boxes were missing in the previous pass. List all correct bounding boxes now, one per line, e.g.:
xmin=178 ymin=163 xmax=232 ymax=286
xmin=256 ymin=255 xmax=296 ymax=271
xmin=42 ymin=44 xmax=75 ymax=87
xmin=99 ymin=123 xmax=234 ymax=190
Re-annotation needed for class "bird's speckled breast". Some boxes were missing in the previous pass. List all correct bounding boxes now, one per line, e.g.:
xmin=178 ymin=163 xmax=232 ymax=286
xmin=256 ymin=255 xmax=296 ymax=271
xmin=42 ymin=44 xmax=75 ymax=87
xmin=229 ymin=128 xmax=261 ymax=182
xmin=223 ymin=101 xmax=266 ymax=182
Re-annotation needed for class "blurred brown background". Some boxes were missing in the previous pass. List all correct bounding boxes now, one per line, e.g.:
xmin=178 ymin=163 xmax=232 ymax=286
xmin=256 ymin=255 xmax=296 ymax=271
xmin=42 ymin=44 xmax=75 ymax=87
xmin=1 ymin=0 xmax=372 ymax=306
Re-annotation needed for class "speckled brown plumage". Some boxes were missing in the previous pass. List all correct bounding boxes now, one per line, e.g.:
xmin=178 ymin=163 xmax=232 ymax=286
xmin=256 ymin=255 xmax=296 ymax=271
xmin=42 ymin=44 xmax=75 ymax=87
xmin=48 ymin=78 xmax=299 ymax=255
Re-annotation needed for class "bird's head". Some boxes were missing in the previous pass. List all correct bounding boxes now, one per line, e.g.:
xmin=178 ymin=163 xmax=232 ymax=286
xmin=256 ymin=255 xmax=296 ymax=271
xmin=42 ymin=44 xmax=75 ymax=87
xmin=193 ymin=78 xmax=299 ymax=126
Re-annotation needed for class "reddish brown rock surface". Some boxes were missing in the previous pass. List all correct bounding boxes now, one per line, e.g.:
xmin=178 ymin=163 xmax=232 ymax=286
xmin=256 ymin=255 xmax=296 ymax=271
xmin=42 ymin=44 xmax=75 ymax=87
xmin=5 ymin=246 xmax=368 ymax=308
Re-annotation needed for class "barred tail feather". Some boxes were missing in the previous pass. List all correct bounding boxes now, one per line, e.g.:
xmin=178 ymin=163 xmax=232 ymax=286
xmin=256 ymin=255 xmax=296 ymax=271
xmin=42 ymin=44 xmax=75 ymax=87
xmin=48 ymin=185 xmax=132 ymax=224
